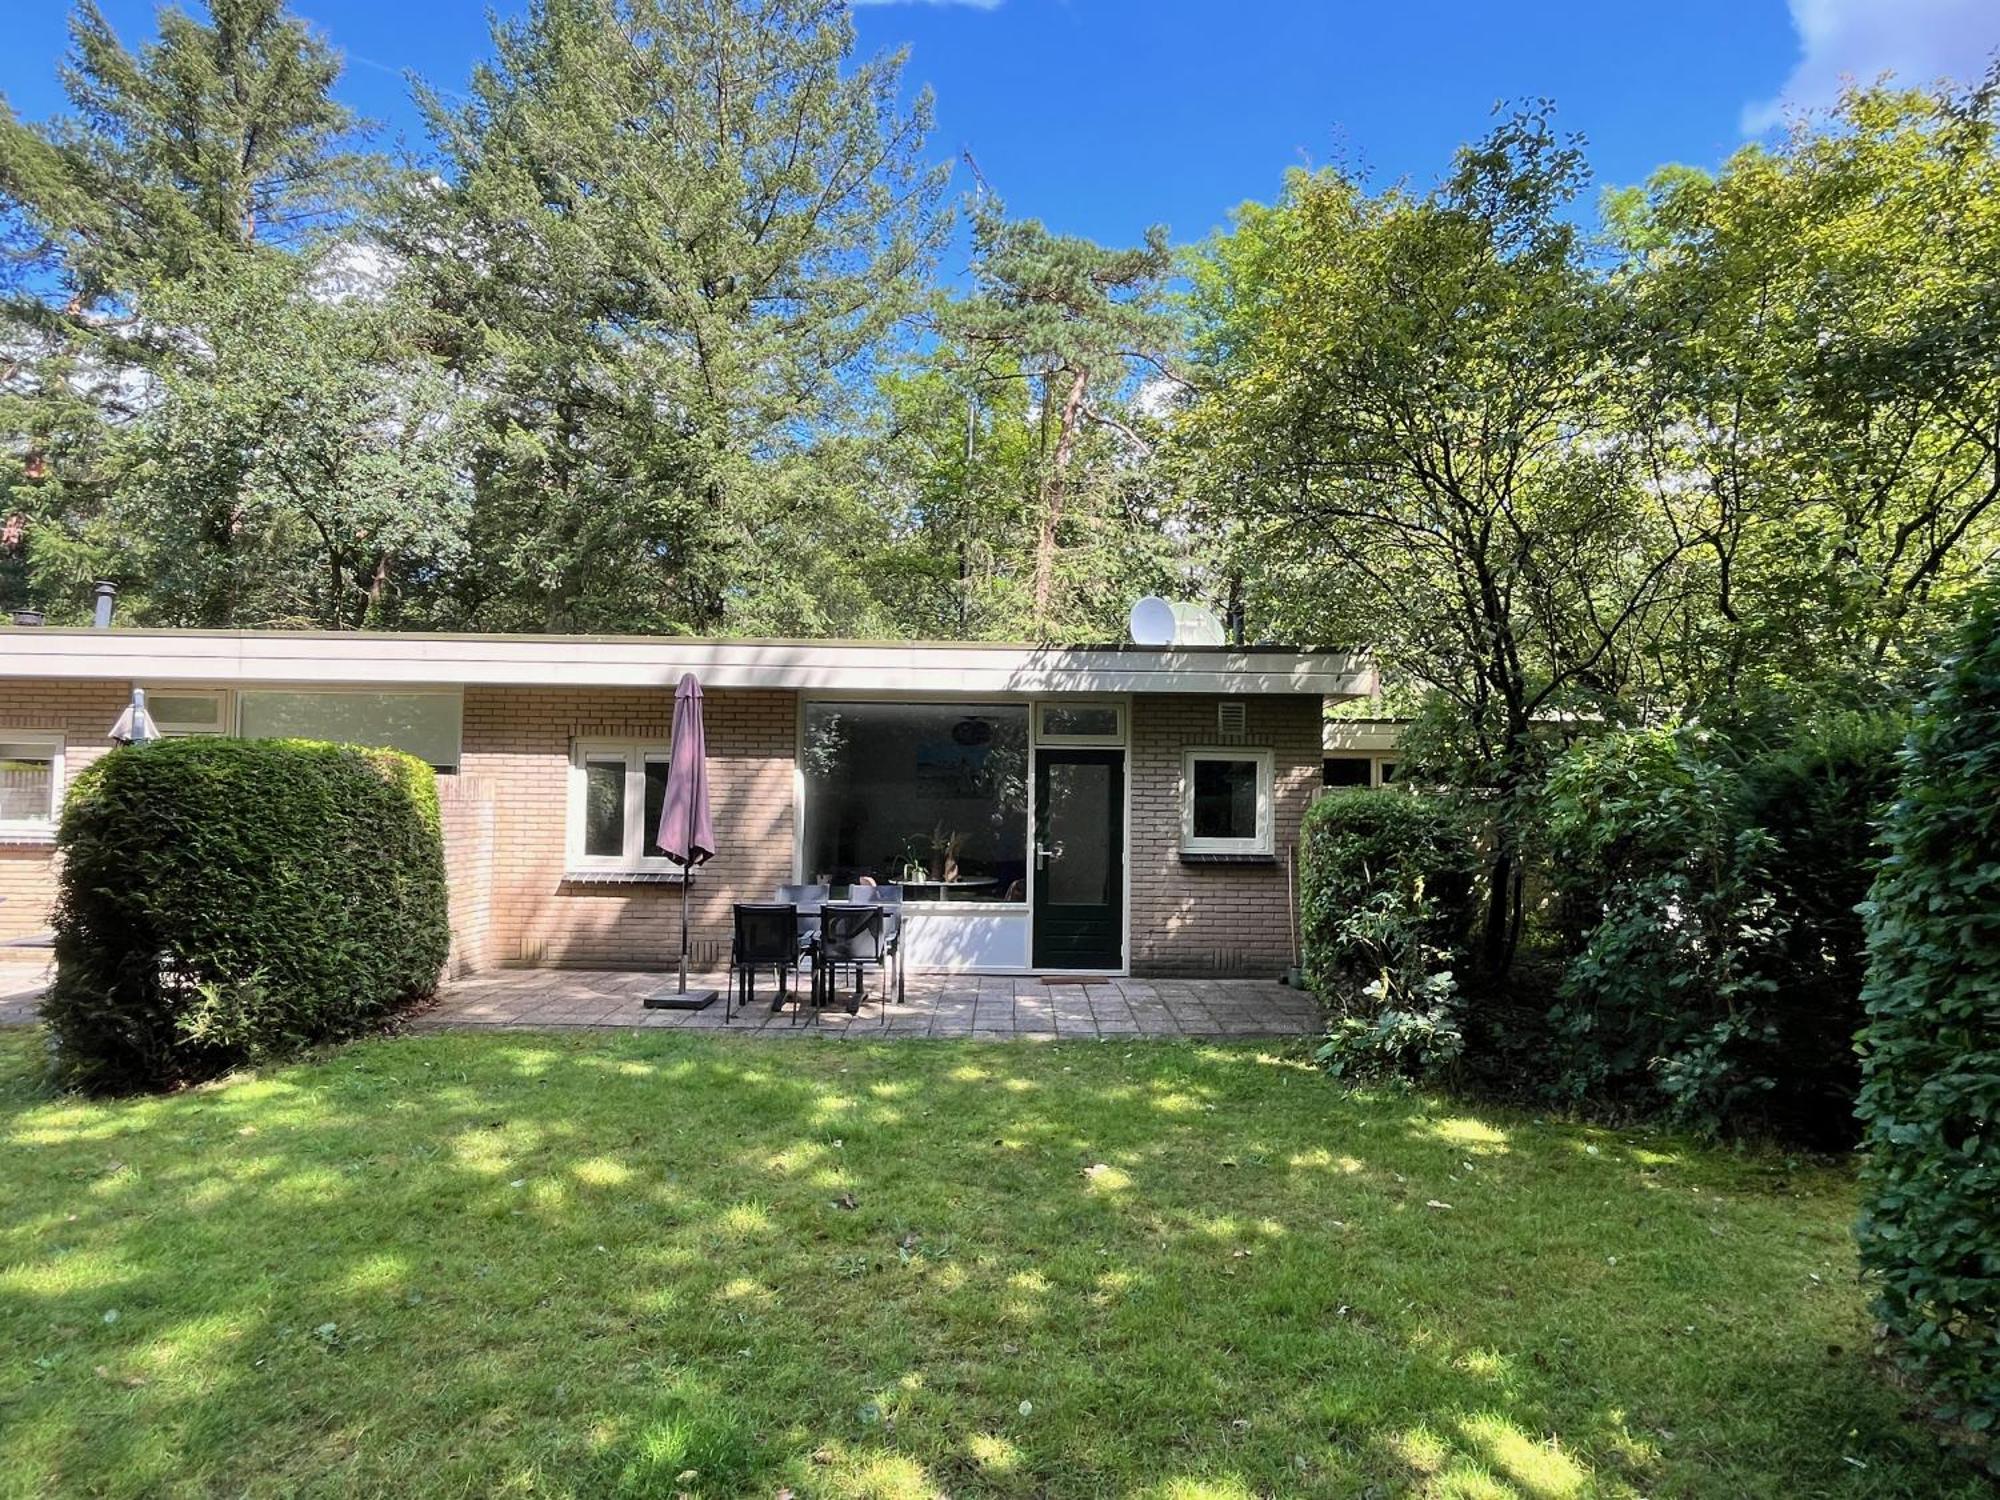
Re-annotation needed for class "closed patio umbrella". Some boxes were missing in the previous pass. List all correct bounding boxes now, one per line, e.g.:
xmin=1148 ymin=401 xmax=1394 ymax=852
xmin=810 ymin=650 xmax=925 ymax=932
xmin=645 ymin=672 xmax=719 ymax=1010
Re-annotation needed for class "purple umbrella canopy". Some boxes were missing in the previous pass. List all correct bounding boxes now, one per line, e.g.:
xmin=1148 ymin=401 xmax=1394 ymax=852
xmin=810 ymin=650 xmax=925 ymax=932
xmin=646 ymin=672 xmax=721 ymax=1009
xmin=656 ymin=672 xmax=715 ymax=868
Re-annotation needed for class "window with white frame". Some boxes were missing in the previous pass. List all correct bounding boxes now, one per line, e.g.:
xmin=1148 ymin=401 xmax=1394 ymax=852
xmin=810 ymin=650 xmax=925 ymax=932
xmin=0 ymin=731 xmax=64 ymax=838
xmin=145 ymin=688 xmax=230 ymax=737
xmin=1036 ymin=700 xmax=1124 ymax=745
xmin=567 ymin=741 xmax=676 ymax=874
xmin=1182 ymin=746 xmax=1274 ymax=855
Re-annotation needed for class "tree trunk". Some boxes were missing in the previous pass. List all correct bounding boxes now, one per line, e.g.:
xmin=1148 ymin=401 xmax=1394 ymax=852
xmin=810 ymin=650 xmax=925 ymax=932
xmin=1032 ymin=367 xmax=1088 ymax=632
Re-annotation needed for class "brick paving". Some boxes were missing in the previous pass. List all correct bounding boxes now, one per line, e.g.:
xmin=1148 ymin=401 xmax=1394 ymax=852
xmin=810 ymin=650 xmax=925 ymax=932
xmin=0 ymin=959 xmax=48 ymax=1026
xmin=414 ymin=968 xmax=1323 ymax=1040
xmin=0 ymin=959 xmax=1323 ymax=1041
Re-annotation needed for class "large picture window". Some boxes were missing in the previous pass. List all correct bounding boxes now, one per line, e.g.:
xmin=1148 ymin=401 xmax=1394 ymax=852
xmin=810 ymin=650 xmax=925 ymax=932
xmin=237 ymin=690 xmax=461 ymax=771
xmin=803 ymin=702 xmax=1029 ymax=903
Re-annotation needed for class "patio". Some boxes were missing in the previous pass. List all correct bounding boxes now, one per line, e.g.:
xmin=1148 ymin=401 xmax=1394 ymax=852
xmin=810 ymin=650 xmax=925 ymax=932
xmin=415 ymin=968 xmax=1323 ymax=1040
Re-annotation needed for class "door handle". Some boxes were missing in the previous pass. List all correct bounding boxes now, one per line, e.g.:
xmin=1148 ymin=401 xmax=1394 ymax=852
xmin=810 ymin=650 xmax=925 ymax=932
xmin=1036 ymin=842 xmax=1062 ymax=869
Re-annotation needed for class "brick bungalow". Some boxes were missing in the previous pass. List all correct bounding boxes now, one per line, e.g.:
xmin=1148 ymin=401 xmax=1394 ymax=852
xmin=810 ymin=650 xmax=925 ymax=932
xmin=0 ymin=629 xmax=1372 ymax=978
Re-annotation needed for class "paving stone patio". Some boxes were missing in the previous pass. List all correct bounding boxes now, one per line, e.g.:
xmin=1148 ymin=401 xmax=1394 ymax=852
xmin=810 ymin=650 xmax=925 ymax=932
xmin=0 ymin=960 xmax=47 ymax=1026
xmin=415 ymin=967 xmax=1324 ymax=1040
xmin=0 ymin=959 xmax=1324 ymax=1041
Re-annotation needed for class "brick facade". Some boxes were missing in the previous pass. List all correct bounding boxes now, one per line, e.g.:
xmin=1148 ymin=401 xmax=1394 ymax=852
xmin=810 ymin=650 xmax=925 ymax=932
xmin=0 ymin=679 xmax=124 ymax=942
xmin=0 ymin=676 xmax=1320 ymax=976
xmin=1127 ymin=693 xmax=1321 ymax=977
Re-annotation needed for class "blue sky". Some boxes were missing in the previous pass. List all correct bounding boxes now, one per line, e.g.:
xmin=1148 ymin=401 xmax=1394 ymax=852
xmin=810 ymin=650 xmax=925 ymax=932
xmin=5 ymin=0 xmax=1998 ymax=254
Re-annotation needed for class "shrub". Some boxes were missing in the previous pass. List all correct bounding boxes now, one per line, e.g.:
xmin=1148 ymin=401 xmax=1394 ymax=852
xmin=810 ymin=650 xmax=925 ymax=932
xmin=1542 ymin=726 xmax=1787 ymax=1131
xmin=1298 ymin=789 xmax=1477 ymax=1082
xmin=1855 ymin=581 xmax=2000 ymax=1434
xmin=1736 ymin=713 xmax=1903 ymax=1141
xmin=43 ymin=738 xmax=449 ymax=1093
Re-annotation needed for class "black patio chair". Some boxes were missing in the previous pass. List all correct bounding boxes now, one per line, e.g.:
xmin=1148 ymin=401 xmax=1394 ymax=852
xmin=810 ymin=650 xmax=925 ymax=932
xmin=730 ymin=903 xmax=811 ymax=1021
xmin=856 ymin=884 xmax=906 ymax=1004
xmin=811 ymin=902 xmax=889 ymax=1022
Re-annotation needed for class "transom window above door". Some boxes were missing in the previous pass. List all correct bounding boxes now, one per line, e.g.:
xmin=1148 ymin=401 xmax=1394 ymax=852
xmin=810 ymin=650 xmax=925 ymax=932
xmin=1181 ymin=747 xmax=1274 ymax=855
xmin=567 ymin=741 xmax=674 ymax=875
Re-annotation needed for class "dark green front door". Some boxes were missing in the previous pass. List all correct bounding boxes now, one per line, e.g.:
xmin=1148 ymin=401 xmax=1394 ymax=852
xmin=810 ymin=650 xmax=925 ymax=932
xmin=1032 ymin=748 xmax=1124 ymax=970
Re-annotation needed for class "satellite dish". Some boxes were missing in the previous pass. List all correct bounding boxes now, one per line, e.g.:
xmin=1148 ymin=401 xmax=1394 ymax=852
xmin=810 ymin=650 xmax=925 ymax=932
xmin=1129 ymin=596 xmax=1177 ymax=646
xmin=1129 ymin=596 xmax=1228 ymax=647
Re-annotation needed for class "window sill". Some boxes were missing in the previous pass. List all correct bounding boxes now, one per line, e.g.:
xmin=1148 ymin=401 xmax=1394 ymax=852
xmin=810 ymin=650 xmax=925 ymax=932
xmin=0 ymin=828 xmax=57 ymax=848
xmin=560 ymin=869 xmax=691 ymax=885
xmin=1177 ymin=850 xmax=1277 ymax=866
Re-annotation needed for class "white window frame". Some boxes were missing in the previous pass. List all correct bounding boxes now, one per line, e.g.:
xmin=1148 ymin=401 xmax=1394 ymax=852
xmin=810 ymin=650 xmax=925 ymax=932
xmin=142 ymin=686 xmax=231 ymax=737
xmin=1181 ymin=746 xmax=1274 ymax=855
xmin=566 ymin=739 xmax=680 ymax=876
xmin=0 ymin=729 xmax=65 ymax=840
xmin=1034 ymin=699 xmax=1126 ymax=747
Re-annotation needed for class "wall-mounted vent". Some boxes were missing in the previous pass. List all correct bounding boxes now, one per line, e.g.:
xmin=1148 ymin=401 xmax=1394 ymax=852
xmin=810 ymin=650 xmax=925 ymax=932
xmin=1217 ymin=700 xmax=1247 ymax=738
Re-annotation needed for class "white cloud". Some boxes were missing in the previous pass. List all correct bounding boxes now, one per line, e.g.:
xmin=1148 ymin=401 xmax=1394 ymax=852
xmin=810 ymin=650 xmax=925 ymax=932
xmin=1745 ymin=0 xmax=2000 ymax=133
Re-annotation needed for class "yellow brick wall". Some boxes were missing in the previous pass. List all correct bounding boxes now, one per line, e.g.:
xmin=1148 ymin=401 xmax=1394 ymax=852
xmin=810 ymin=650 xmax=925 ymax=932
xmin=0 ymin=679 xmax=127 ymax=941
xmin=458 ymin=685 xmax=797 ymax=970
xmin=1127 ymin=693 xmax=1321 ymax=977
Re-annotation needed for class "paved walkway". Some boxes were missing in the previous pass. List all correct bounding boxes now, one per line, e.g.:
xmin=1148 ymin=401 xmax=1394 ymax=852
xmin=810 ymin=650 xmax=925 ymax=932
xmin=0 ymin=960 xmax=1323 ymax=1042
xmin=417 ymin=968 xmax=1323 ymax=1040
xmin=0 ymin=960 xmax=47 ymax=1026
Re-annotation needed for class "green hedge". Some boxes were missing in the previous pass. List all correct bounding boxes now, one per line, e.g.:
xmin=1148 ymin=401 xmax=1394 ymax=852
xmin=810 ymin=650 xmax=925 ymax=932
xmin=1855 ymin=581 xmax=2000 ymax=1433
xmin=1298 ymin=790 xmax=1477 ymax=1080
xmin=43 ymin=738 xmax=449 ymax=1093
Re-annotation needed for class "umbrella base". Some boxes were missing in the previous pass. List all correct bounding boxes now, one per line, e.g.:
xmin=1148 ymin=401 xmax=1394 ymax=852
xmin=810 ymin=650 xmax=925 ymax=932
xmin=644 ymin=987 xmax=719 ymax=1010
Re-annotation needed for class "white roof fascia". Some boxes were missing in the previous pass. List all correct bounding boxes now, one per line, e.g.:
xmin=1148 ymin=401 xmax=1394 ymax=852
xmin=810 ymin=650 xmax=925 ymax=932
xmin=0 ymin=630 xmax=1377 ymax=699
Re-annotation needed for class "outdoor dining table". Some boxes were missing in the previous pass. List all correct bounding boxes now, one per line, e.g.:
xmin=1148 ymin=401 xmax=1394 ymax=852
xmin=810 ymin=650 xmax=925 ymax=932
xmin=778 ymin=894 xmax=902 ymax=1009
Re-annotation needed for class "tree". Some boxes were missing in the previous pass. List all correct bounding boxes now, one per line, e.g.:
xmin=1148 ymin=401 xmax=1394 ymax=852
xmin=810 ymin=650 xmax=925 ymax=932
xmin=392 ymin=0 xmax=946 ymax=633
xmin=0 ymin=0 xmax=383 ymax=617
xmin=951 ymin=201 xmax=1180 ymax=635
xmin=1608 ymin=74 xmax=2000 ymax=714
xmin=114 ymin=257 xmax=467 ymax=629
xmin=1178 ymin=110 xmax=1704 ymax=968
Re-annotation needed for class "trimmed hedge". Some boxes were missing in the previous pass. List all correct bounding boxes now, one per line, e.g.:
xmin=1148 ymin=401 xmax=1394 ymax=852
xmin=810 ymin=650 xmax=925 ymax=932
xmin=43 ymin=737 xmax=449 ymax=1093
xmin=1298 ymin=789 xmax=1477 ymax=1080
xmin=1855 ymin=581 xmax=2000 ymax=1434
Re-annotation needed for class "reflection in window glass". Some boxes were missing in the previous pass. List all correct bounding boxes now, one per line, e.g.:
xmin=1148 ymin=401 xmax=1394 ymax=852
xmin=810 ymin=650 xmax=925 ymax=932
xmin=0 ymin=742 xmax=56 ymax=823
xmin=1192 ymin=758 xmax=1260 ymax=841
xmin=1378 ymin=762 xmax=1399 ymax=784
xmin=1040 ymin=704 xmax=1120 ymax=739
xmin=583 ymin=758 xmax=626 ymax=857
xmin=642 ymin=758 xmax=670 ymax=859
xmin=1322 ymin=756 xmax=1369 ymax=787
xmin=803 ymin=702 xmax=1028 ymax=902
xmin=237 ymin=690 xmax=461 ymax=769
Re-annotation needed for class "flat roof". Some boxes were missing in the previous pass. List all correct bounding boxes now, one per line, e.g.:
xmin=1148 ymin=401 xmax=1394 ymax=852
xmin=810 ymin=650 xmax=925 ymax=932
xmin=0 ymin=628 xmax=1376 ymax=698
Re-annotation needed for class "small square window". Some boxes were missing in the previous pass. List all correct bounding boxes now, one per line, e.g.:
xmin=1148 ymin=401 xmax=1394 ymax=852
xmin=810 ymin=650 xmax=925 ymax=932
xmin=146 ymin=690 xmax=228 ymax=736
xmin=1181 ymin=747 xmax=1273 ymax=855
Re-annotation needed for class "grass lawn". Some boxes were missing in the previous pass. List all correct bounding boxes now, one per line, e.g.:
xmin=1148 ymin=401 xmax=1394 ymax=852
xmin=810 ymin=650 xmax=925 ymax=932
xmin=0 ymin=1027 xmax=1975 ymax=1499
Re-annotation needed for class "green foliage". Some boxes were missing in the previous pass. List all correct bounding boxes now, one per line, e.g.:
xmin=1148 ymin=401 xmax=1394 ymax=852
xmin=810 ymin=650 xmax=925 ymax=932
xmin=1735 ymin=713 xmax=1905 ymax=1136
xmin=43 ymin=738 xmax=448 ymax=1093
xmin=1855 ymin=578 xmax=2000 ymax=1433
xmin=1537 ymin=719 xmax=1903 ymax=1140
xmin=1 ymin=0 xmax=385 ymax=619
xmin=390 ymin=0 xmax=946 ymax=634
xmin=1298 ymin=790 xmax=1477 ymax=1082
xmin=947 ymin=202 xmax=1183 ymax=637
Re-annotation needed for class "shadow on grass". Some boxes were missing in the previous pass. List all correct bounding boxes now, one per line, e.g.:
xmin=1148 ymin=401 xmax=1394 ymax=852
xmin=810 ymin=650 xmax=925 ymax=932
xmin=0 ymin=1029 xmax=1972 ymax=1499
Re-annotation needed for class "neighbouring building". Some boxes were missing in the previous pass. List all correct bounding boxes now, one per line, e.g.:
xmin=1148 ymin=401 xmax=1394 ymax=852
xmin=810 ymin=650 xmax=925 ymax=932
xmin=0 ymin=629 xmax=1374 ymax=978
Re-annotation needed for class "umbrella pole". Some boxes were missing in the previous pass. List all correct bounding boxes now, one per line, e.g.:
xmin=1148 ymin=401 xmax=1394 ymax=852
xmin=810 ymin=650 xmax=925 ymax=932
xmin=677 ymin=860 xmax=690 ymax=992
